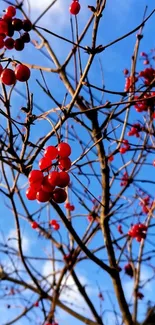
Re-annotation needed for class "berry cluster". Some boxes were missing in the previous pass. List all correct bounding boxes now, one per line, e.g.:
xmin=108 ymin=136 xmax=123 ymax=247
xmin=139 ymin=195 xmax=153 ymax=214
xmin=0 ymin=64 xmax=30 ymax=85
xmin=65 ymin=202 xmax=75 ymax=211
xmin=120 ymin=172 xmax=128 ymax=187
xmin=128 ymin=223 xmax=147 ymax=242
xmin=69 ymin=0 xmax=81 ymax=15
xmin=26 ymin=142 xmax=72 ymax=204
xmin=127 ymin=123 xmax=142 ymax=137
xmin=140 ymin=51 xmax=150 ymax=65
xmin=124 ymin=263 xmax=133 ymax=277
xmin=49 ymin=219 xmax=60 ymax=230
xmin=134 ymin=92 xmax=155 ymax=113
xmin=139 ymin=67 xmax=155 ymax=86
xmin=0 ymin=6 xmax=31 ymax=52
xmin=119 ymin=139 xmax=130 ymax=154
xmin=124 ymin=76 xmax=138 ymax=92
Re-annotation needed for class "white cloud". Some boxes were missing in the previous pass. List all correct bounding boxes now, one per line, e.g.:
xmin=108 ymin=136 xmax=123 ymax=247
xmin=7 ymin=229 xmax=30 ymax=253
xmin=42 ymin=260 xmax=94 ymax=312
xmin=24 ymin=0 xmax=67 ymax=26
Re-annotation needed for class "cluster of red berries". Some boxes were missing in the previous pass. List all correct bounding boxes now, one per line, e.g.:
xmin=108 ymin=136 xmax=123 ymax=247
xmin=124 ymin=263 xmax=133 ymax=277
xmin=119 ymin=139 xmax=130 ymax=154
xmin=124 ymin=75 xmax=138 ymax=92
xmin=139 ymin=195 xmax=153 ymax=214
xmin=128 ymin=223 xmax=147 ymax=242
xmin=120 ymin=172 xmax=128 ymax=186
xmin=140 ymin=51 xmax=150 ymax=65
xmin=26 ymin=142 xmax=72 ymax=204
xmin=65 ymin=202 xmax=75 ymax=211
xmin=0 ymin=6 xmax=31 ymax=52
xmin=69 ymin=0 xmax=81 ymax=15
xmin=127 ymin=123 xmax=142 ymax=137
xmin=139 ymin=67 xmax=155 ymax=86
xmin=0 ymin=64 xmax=30 ymax=85
xmin=49 ymin=219 xmax=60 ymax=230
xmin=134 ymin=92 xmax=155 ymax=113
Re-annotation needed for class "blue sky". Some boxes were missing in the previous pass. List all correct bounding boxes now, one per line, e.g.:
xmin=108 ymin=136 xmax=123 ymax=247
xmin=0 ymin=0 xmax=155 ymax=324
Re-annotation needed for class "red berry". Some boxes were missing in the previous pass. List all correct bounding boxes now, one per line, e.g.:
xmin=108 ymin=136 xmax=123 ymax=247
xmin=21 ymin=32 xmax=30 ymax=43
xmin=28 ymin=170 xmax=43 ymax=185
xmin=0 ymin=20 xmax=8 ymax=34
xmin=57 ymin=171 xmax=70 ymax=187
xmin=117 ymin=225 xmax=123 ymax=234
xmin=41 ymin=175 xmax=55 ymax=193
xmin=140 ymin=52 xmax=147 ymax=57
xmin=1 ymin=68 xmax=16 ymax=85
xmin=123 ymin=69 xmax=129 ymax=75
xmin=26 ymin=187 xmax=37 ymax=200
xmin=30 ymin=181 xmax=42 ymax=191
xmin=65 ymin=202 xmax=71 ymax=209
xmin=49 ymin=219 xmax=57 ymax=226
xmin=52 ymin=188 xmax=67 ymax=203
xmin=87 ymin=215 xmax=93 ymax=222
xmin=58 ymin=157 xmax=71 ymax=171
xmin=108 ymin=155 xmax=114 ymax=162
xmin=57 ymin=142 xmax=71 ymax=158
xmin=36 ymin=189 xmax=52 ymax=202
xmin=64 ymin=254 xmax=71 ymax=261
xmin=143 ymin=59 xmax=149 ymax=65
xmin=119 ymin=147 xmax=127 ymax=154
xmin=2 ymin=15 xmax=12 ymax=23
xmin=31 ymin=221 xmax=39 ymax=229
xmin=48 ymin=171 xmax=60 ymax=187
xmin=52 ymin=222 xmax=60 ymax=230
xmin=44 ymin=146 xmax=58 ymax=160
xmin=12 ymin=18 xmax=23 ymax=31
xmin=6 ymin=6 xmax=16 ymax=18
xmin=34 ymin=301 xmax=39 ymax=307
xmin=124 ymin=263 xmax=133 ymax=277
xmin=39 ymin=157 xmax=52 ymax=172
xmin=4 ymin=37 xmax=14 ymax=49
xmin=69 ymin=204 xmax=75 ymax=211
xmin=15 ymin=64 xmax=31 ymax=82
xmin=69 ymin=1 xmax=81 ymax=15
xmin=22 ymin=19 xmax=32 ymax=32
xmin=14 ymin=38 xmax=24 ymax=51
xmin=153 ymin=160 xmax=155 ymax=167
